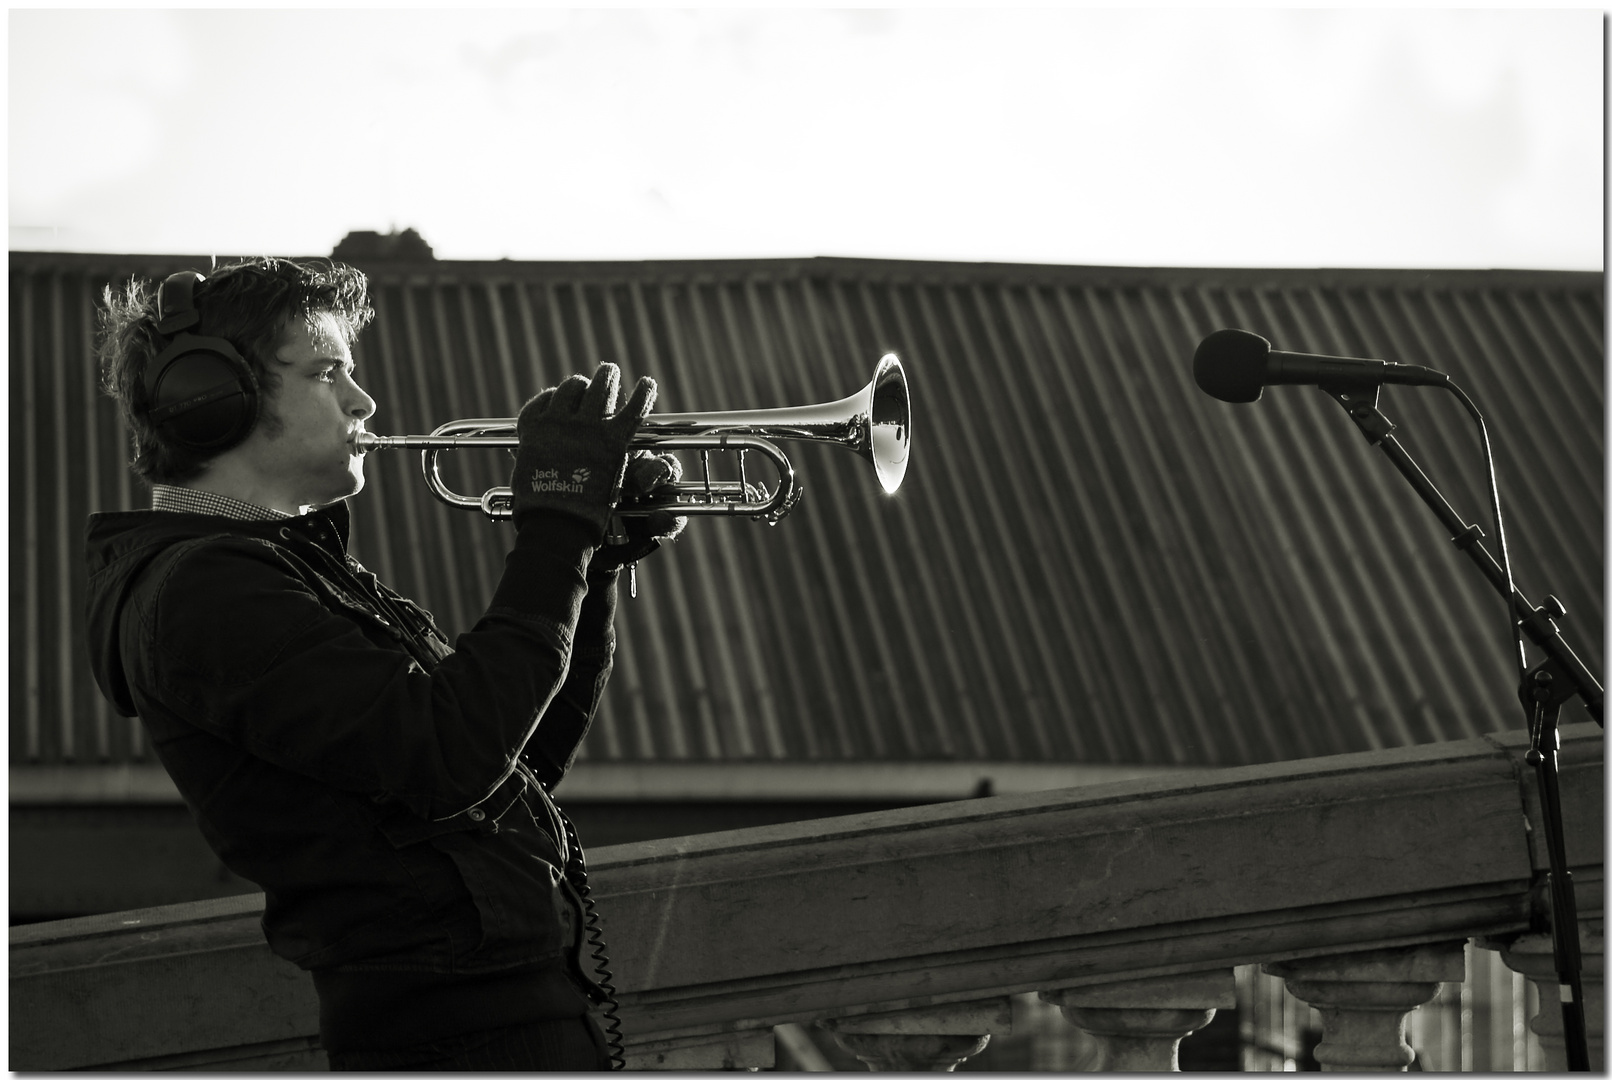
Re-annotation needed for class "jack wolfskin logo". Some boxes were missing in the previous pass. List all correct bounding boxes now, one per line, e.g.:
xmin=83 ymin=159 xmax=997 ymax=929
xmin=529 ymin=467 xmax=586 ymax=495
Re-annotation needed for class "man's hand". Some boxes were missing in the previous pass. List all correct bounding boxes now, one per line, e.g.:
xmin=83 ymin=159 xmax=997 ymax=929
xmin=510 ymin=364 xmax=656 ymax=540
xmin=593 ymin=450 xmax=688 ymax=574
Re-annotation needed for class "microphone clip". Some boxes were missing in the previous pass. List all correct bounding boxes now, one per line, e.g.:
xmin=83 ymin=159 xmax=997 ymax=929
xmin=1321 ymin=383 xmax=1397 ymax=446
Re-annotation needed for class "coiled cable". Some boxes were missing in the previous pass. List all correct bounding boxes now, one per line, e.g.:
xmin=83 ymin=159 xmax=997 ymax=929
xmin=554 ymin=803 xmax=627 ymax=1070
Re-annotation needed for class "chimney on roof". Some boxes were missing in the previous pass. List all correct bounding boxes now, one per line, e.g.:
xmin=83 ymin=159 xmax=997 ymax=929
xmin=331 ymin=227 xmax=435 ymax=262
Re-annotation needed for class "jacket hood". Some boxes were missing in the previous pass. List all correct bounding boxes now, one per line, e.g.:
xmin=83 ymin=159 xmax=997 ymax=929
xmin=84 ymin=502 xmax=351 ymax=716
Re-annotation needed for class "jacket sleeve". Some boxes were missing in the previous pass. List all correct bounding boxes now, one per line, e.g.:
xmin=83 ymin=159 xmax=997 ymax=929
xmin=138 ymin=513 xmax=598 ymax=820
xmin=521 ymin=566 xmax=619 ymax=791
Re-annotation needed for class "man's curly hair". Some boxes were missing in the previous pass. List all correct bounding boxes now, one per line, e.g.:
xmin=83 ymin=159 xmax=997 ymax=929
xmin=98 ymin=257 xmax=375 ymax=484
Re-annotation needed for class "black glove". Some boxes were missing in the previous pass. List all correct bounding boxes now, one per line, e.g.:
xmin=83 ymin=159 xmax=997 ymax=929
xmin=510 ymin=364 xmax=656 ymax=540
xmin=593 ymin=451 xmax=688 ymax=574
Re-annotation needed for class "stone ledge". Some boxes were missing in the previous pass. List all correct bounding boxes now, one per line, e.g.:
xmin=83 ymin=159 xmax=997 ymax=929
xmin=8 ymin=728 xmax=1600 ymax=1070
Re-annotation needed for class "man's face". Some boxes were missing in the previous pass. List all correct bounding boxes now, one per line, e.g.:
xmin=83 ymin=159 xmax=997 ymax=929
xmin=233 ymin=313 xmax=376 ymax=512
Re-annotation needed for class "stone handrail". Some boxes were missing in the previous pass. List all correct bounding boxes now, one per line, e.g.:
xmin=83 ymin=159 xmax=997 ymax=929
xmin=10 ymin=724 xmax=1602 ymax=1071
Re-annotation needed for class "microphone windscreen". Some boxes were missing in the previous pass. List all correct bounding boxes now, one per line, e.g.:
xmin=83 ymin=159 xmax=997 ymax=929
xmin=1193 ymin=329 xmax=1272 ymax=404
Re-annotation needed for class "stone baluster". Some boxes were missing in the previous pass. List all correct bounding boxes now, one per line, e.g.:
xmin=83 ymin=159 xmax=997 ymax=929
xmin=1265 ymin=941 xmax=1465 ymax=1071
xmin=1481 ymin=920 xmax=1605 ymax=1072
xmin=819 ymin=999 xmax=1010 ymax=1071
xmin=1041 ymin=969 xmax=1235 ymax=1071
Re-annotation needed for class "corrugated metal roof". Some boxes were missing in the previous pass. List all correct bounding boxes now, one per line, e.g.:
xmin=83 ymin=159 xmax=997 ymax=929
xmin=10 ymin=253 xmax=1603 ymax=769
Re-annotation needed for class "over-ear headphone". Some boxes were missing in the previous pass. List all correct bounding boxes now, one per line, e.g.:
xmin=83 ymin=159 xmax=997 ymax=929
xmin=143 ymin=271 xmax=260 ymax=452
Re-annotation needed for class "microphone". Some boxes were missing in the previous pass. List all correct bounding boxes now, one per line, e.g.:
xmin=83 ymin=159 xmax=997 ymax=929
xmin=1193 ymin=328 xmax=1449 ymax=404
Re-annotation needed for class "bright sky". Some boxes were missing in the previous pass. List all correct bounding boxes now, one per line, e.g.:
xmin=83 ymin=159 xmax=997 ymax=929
xmin=8 ymin=7 xmax=1604 ymax=270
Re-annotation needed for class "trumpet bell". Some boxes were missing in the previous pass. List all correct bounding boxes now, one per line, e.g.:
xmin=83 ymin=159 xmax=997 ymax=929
xmin=866 ymin=353 xmax=911 ymax=494
xmin=645 ymin=352 xmax=911 ymax=493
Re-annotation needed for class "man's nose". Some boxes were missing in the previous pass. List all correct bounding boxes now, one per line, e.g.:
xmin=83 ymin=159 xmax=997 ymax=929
xmin=346 ymin=378 xmax=377 ymax=421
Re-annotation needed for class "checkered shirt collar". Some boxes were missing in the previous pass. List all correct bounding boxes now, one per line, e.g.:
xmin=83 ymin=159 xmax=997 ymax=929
xmin=150 ymin=484 xmax=294 ymax=523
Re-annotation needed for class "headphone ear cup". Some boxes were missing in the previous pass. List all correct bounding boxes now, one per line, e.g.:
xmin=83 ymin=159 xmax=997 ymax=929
xmin=146 ymin=336 xmax=260 ymax=452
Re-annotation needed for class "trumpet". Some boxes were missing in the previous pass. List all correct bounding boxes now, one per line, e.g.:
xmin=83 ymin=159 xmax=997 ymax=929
xmin=354 ymin=353 xmax=911 ymax=525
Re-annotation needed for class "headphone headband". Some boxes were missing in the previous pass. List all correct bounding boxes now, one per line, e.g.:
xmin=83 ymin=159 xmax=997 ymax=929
xmin=156 ymin=270 xmax=204 ymax=335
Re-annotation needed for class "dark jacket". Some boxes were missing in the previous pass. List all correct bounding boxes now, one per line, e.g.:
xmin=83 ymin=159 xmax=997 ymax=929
xmin=83 ymin=499 xmax=616 ymax=989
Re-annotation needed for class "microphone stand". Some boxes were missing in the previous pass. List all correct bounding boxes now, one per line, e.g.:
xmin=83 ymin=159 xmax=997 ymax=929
xmin=1321 ymin=381 xmax=1602 ymax=1071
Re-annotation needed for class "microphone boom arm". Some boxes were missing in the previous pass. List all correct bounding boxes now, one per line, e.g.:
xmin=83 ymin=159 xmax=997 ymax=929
xmin=1319 ymin=381 xmax=1603 ymax=725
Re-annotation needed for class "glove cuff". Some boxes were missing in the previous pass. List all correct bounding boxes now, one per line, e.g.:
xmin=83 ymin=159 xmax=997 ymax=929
xmin=489 ymin=512 xmax=598 ymax=627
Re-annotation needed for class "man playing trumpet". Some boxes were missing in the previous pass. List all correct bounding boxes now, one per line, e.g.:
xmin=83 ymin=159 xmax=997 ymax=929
xmin=84 ymin=256 xmax=681 ymax=1070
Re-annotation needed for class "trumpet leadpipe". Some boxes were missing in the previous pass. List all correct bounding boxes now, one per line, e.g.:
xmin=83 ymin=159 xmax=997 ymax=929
xmin=353 ymin=429 xmax=517 ymax=452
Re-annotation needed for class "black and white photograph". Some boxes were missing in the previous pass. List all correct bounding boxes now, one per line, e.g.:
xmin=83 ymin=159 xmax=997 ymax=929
xmin=8 ymin=7 xmax=1604 ymax=1073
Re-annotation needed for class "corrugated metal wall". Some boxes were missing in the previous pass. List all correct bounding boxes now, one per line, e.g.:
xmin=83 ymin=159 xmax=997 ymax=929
xmin=10 ymin=253 xmax=1603 ymax=769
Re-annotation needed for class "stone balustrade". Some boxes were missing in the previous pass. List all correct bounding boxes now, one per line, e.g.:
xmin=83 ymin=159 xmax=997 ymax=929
xmin=10 ymin=724 xmax=1602 ymax=1071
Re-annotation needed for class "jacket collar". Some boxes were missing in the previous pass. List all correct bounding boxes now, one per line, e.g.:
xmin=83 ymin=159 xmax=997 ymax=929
xmin=87 ymin=498 xmax=354 ymax=574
